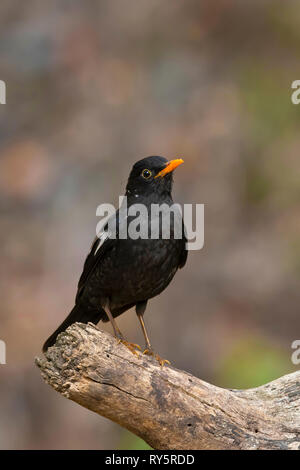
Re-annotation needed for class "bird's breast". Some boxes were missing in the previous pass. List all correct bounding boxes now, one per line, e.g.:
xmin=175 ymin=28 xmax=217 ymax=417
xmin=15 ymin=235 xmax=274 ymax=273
xmin=98 ymin=236 xmax=184 ymax=308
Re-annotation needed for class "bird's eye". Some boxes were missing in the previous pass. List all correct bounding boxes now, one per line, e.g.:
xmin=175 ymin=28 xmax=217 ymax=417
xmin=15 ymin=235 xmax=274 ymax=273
xmin=141 ymin=169 xmax=152 ymax=179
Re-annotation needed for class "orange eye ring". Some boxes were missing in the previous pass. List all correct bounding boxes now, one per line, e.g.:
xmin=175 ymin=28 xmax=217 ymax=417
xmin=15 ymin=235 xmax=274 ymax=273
xmin=141 ymin=169 xmax=152 ymax=179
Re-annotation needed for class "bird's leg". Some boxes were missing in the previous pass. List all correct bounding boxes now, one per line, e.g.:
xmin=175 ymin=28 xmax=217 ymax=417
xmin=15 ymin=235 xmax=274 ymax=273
xmin=103 ymin=300 xmax=141 ymax=356
xmin=136 ymin=301 xmax=170 ymax=367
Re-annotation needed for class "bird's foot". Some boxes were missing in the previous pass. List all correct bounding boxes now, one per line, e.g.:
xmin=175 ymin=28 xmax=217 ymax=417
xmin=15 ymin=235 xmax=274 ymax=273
xmin=143 ymin=348 xmax=170 ymax=367
xmin=117 ymin=338 xmax=141 ymax=356
xmin=88 ymin=322 xmax=101 ymax=331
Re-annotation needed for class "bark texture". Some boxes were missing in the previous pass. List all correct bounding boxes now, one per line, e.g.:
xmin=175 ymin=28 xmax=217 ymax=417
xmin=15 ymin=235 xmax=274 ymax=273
xmin=36 ymin=322 xmax=300 ymax=450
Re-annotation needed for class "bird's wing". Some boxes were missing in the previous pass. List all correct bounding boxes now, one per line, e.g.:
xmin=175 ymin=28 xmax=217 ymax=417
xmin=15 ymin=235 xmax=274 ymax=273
xmin=178 ymin=220 xmax=188 ymax=269
xmin=75 ymin=211 xmax=119 ymax=302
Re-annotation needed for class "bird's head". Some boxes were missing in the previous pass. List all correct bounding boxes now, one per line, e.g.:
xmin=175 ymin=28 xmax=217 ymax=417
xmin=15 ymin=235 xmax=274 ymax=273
xmin=126 ymin=156 xmax=184 ymax=198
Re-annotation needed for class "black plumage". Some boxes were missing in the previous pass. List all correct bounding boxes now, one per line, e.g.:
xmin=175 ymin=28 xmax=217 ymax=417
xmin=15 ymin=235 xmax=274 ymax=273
xmin=43 ymin=156 xmax=187 ymax=365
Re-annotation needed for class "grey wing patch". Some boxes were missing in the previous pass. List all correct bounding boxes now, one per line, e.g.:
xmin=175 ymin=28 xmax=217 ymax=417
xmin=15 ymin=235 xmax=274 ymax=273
xmin=75 ymin=212 xmax=119 ymax=300
xmin=94 ymin=231 xmax=109 ymax=255
xmin=94 ymin=209 xmax=120 ymax=255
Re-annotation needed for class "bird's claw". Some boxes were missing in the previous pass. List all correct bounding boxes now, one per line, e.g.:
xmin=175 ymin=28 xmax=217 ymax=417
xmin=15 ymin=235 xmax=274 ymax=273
xmin=143 ymin=348 xmax=170 ymax=367
xmin=117 ymin=338 xmax=141 ymax=356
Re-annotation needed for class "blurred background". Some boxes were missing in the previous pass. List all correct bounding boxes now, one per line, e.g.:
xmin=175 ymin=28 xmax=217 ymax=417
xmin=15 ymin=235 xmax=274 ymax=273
xmin=0 ymin=0 xmax=299 ymax=450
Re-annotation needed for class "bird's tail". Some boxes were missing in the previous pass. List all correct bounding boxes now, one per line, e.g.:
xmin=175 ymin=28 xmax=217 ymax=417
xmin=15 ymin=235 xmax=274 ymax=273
xmin=42 ymin=304 xmax=106 ymax=352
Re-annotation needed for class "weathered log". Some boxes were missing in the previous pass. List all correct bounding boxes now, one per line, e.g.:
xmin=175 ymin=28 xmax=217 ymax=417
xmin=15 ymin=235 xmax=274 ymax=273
xmin=36 ymin=322 xmax=300 ymax=450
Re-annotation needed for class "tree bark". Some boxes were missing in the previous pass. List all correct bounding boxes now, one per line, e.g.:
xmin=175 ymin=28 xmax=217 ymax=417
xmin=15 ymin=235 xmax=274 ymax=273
xmin=36 ymin=322 xmax=300 ymax=450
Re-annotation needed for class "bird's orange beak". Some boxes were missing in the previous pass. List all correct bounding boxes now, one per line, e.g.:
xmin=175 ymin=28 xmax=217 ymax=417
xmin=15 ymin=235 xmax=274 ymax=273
xmin=155 ymin=158 xmax=184 ymax=178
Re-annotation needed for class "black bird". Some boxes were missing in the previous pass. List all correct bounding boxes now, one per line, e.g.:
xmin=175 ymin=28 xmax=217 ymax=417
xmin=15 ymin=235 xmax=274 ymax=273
xmin=43 ymin=156 xmax=187 ymax=365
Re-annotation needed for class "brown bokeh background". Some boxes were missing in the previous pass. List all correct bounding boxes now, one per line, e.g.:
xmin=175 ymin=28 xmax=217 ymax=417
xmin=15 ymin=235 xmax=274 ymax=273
xmin=0 ymin=0 xmax=299 ymax=449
